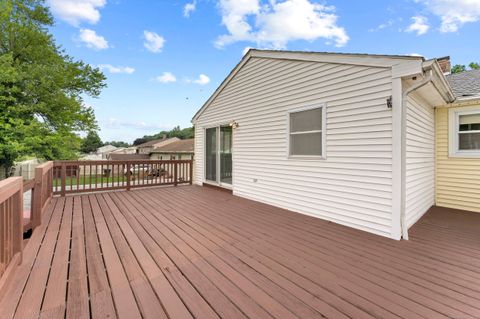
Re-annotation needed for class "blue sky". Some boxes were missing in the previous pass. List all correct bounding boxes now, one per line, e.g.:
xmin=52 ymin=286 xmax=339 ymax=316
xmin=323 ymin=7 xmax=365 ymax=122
xmin=46 ymin=0 xmax=480 ymax=143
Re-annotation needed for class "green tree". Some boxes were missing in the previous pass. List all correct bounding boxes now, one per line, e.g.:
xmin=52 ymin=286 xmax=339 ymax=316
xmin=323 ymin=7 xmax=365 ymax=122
xmin=132 ymin=126 xmax=195 ymax=145
xmin=104 ymin=141 xmax=130 ymax=147
xmin=81 ymin=131 xmax=103 ymax=154
xmin=451 ymin=64 xmax=466 ymax=74
xmin=0 ymin=0 xmax=106 ymax=174
xmin=469 ymin=62 xmax=480 ymax=70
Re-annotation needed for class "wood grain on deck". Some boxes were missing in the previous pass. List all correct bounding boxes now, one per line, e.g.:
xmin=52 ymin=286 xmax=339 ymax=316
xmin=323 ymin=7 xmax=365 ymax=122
xmin=0 ymin=186 xmax=479 ymax=319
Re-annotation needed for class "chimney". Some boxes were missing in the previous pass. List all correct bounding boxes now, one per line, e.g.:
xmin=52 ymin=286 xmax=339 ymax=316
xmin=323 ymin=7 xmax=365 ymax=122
xmin=437 ymin=56 xmax=451 ymax=75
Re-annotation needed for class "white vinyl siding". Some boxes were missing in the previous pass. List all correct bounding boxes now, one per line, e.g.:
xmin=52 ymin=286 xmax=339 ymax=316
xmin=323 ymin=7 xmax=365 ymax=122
xmin=194 ymin=57 xmax=395 ymax=238
xmin=405 ymin=94 xmax=435 ymax=229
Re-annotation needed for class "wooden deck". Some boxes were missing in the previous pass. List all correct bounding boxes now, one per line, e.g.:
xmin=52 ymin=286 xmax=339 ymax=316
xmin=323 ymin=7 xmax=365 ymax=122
xmin=1 ymin=185 xmax=479 ymax=319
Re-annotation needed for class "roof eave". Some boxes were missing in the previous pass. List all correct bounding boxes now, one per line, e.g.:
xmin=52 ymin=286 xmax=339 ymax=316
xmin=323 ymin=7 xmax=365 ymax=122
xmin=423 ymin=60 xmax=456 ymax=103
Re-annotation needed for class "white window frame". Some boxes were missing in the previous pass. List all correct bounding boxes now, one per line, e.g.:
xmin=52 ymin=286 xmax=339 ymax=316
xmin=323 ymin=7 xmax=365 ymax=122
xmin=448 ymin=105 xmax=480 ymax=158
xmin=203 ymin=122 xmax=234 ymax=189
xmin=287 ymin=104 xmax=327 ymax=160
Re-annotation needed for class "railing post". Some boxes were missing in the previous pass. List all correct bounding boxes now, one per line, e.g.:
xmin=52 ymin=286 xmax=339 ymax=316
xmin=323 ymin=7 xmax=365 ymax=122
xmin=12 ymin=178 xmax=23 ymax=264
xmin=174 ymin=162 xmax=178 ymax=186
xmin=60 ymin=162 xmax=66 ymax=197
xmin=126 ymin=162 xmax=131 ymax=191
xmin=189 ymin=160 xmax=193 ymax=185
xmin=32 ymin=166 xmax=43 ymax=228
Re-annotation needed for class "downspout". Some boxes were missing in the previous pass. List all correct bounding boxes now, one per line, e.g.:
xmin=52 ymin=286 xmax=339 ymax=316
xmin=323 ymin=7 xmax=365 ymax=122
xmin=400 ymin=68 xmax=433 ymax=240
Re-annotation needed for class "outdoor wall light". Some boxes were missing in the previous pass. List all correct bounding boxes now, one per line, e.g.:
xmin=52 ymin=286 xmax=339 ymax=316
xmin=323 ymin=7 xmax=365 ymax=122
xmin=229 ymin=121 xmax=239 ymax=128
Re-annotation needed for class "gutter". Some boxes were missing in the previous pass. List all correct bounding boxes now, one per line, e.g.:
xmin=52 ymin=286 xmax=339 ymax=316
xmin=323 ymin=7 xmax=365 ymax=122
xmin=400 ymin=69 xmax=433 ymax=239
xmin=400 ymin=61 xmax=456 ymax=239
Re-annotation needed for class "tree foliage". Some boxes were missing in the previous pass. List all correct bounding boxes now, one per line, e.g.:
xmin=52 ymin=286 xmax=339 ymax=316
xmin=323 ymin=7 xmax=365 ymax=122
xmin=0 ymin=0 xmax=106 ymax=174
xmin=451 ymin=62 xmax=480 ymax=74
xmin=104 ymin=141 xmax=130 ymax=148
xmin=133 ymin=126 xmax=194 ymax=145
xmin=451 ymin=64 xmax=466 ymax=74
xmin=469 ymin=62 xmax=480 ymax=70
xmin=81 ymin=131 xmax=103 ymax=154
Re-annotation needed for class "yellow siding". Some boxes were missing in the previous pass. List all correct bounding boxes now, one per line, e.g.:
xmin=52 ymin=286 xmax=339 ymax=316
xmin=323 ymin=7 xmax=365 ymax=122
xmin=435 ymin=105 xmax=480 ymax=213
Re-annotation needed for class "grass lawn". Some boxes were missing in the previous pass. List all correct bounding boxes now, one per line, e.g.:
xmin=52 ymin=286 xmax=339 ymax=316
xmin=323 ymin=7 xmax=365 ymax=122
xmin=54 ymin=175 xmax=127 ymax=187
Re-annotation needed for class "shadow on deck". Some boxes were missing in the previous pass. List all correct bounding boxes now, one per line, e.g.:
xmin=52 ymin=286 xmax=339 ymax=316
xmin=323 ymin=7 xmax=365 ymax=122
xmin=0 ymin=185 xmax=479 ymax=319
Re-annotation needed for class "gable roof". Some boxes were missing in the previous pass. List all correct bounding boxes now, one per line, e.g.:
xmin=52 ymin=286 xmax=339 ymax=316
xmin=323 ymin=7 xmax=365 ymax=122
xmin=446 ymin=69 xmax=480 ymax=99
xmin=150 ymin=139 xmax=194 ymax=154
xmin=136 ymin=137 xmax=180 ymax=148
xmin=192 ymin=49 xmax=425 ymax=123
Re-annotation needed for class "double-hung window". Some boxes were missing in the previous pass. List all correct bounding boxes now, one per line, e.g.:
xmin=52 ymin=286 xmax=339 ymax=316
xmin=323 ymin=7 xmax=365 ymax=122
xmin=288 ymin=105 xmax=326 ymax=158
xmin=449 ymin=106 xmax=480 ymax=157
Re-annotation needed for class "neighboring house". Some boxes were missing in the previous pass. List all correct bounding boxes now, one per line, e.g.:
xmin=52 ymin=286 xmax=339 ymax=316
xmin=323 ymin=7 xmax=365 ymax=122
xmin=136 ymin=137 xmax=180 ymax=154
xmin=107 ymin=153 xmax=150 ymax=161
xmin=80 ymin=144 xmax=119 ymax=160
xmin=80 ymin=153 xmax=103 ymax=160
xmin=436 ymin=69 xmax=480 ymax=213
xmin=150 ymin=139 xmax=195 ymax=160
xmin=95 ymin=145 xmax=118 ymax=158
xmin=109 ymin=146 xmax=137 ymax=155
xmin=13 ymin=159 xmax=40 ymax=180
xmin=191 ymin=49 xmax=480 ymax=240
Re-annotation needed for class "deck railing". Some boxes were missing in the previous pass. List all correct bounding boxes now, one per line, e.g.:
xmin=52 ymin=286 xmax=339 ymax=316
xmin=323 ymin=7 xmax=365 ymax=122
xmin=0 ymin=178 xmax=24 ymax=280
xmin=52 ymin=159 xmax=193 ymax=196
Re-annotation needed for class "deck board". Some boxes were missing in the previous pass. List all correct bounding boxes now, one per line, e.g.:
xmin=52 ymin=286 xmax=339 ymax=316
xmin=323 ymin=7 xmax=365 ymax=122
xmin=1 ymin=185 xmax=480 ymax=319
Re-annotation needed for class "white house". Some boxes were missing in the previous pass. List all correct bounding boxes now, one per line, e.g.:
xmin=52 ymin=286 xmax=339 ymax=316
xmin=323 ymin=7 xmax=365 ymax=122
xmin=150 ymin=139 xmax=195 ymax=160
xmin=192 ymin=49 xmax=463 ymax=240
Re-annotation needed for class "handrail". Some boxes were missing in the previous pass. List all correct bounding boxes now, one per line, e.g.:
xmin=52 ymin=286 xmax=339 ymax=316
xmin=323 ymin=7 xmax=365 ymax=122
xmin=31 ymin=162 xmax=53 ymax=228
xmin=52 ymin=159 xmax=193 ymax=196
xmin=0 ymin=177 xmax=24 ymax=280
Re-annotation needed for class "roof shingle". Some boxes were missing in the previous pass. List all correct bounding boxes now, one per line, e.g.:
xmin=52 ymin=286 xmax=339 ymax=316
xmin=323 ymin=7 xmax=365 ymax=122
xmin=151 ymin=139 xmax=194 ymax=153
xmin=446 ymin=69 xmax=480 ymax=98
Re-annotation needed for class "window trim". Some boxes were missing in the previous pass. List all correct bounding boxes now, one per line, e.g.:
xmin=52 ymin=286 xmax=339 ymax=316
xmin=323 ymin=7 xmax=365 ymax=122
xmin=287 ymin=104 xmax=327 ymax=160
xmin=448 ymin=105 xmax=480 ymax=158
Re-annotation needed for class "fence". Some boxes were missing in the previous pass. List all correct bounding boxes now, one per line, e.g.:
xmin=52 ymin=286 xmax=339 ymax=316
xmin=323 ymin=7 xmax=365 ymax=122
xmin=0 ymin=178 xmax=24 ymax=280
xmin=52 ymin=160 xmax=193 ymax=196
xmin=0 ymin=162 xmax=53 ymax=283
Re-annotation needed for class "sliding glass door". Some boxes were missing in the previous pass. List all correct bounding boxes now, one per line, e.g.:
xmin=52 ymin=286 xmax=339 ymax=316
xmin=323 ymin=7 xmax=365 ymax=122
xmin=220 ymin=126 xmax=232 ymax=184
xmin=205 ymin=128 xmax=217 ymax=182
xmin=205 ymin=126 xmax=232 ymax=186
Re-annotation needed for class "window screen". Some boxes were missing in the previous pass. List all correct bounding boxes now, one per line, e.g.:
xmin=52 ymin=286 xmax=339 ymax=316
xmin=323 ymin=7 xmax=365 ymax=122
xmin=458 ymin=113 xmax=480 ymax=150
xmin=289 ymin=107 xmax=323 ymax=156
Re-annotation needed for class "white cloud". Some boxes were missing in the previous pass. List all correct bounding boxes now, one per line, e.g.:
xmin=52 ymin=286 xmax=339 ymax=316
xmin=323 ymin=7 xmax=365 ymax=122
xmin=143 ymin=31 xmax=165 ymax=53
xmin=193 ymin=74 xmax=210 ymax=85
xmin=417 ymin=0 xmax=480 ymax=32
xmin=106 ymin=118 xmax=172 ymax=131
xmin=407 ymin=53 xmax=424 ymax=57
xmin=184 ymin=1 xmax=196 ymax=17
xmin=405 ymin=15 xmax=430 ymax=35
xmin=186 ymin=74 xmax=211 ymax=85
xmin=242 ymin=46 xmax=253 ymax=55
xmin=215 ymin=0 xmax=348 ymax=49
xmin=156 ymin=72 xmax=177 ymax=83
xmin=98 ymin=64 xmax=135 ymax=74
xmin=47 ymin=0 xmax=106 ymax=26
xmin=368 ymin=19 xmax=394 ymax=32
xmin=78 ymin=29 xmax=109 ymax=50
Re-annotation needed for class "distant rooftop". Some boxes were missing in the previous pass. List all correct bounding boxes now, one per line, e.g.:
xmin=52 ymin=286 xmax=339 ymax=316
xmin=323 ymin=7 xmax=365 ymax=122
xmin=108 ymin=153 xmax=149 ymax=160
xmin=151 ymin=139 xmax=194 ymax=153
xmin=137 ymin=137 xmax=179 ymax=148
xmin=446 ymin=69 xmax=480 ymax=99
